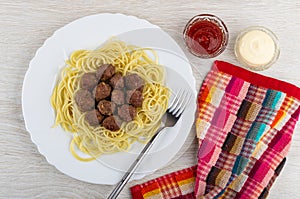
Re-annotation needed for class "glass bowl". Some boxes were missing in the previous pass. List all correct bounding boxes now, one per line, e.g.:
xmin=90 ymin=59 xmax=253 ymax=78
xmin=183 ymin=14 xmax=229 ymax=58
xmin=234 ymin=26 xmax=280 ymax=71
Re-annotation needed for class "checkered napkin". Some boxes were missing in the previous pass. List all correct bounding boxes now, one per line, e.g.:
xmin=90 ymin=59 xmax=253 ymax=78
xmin=130 ymin=61 xmax=300 ymax=199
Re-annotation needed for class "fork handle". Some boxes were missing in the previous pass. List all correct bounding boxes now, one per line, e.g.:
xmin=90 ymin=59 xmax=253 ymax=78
xmin=107 ymin=127 xmax=165 ymax=199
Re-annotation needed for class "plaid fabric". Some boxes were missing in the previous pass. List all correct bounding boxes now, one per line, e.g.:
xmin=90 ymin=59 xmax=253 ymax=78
xmin=131 ymin=166 xmax=197 ymax=199
xmin=130 ymin=61 xmax=300 ymax=199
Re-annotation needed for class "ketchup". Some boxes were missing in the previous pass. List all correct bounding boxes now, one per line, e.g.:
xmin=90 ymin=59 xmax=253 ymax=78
xmin=184 ymin=14 xmax=228 ymax=58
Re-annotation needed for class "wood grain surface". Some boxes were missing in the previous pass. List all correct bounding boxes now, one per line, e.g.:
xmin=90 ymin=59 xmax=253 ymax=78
xmin=1 ymin=1 xmax=300 ymax=198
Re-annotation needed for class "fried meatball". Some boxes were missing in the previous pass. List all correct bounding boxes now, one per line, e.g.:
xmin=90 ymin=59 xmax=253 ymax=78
xmin=109 ymin=72 xmax=124 ymax=89
xmin=96 ymin=64 xmax=115 ymax=81
xmin=111 ymin=89 xmax=125 ymax=105
xmin=118 ymin=104 xmax=137 ymax=122
xmin=125 ymin=90 xmax=134 ymax=103
xmin=97 ymin=100 xmax=116 ymax=115
xmin=102 ymin=116 xmax=122 ymax=131
xmin=93 ymin=82 xmax=112 ymax=101
xmin=126 ymin=90 xmax=143 ymax=107
xmin=125 ymin=73 xmax=144 ymax=90
xmin=74 ymin=89 xmax=95 ymax=112
xmin=85 ymin=109 xmax=104 ymax=126
xmin=137 ymin=85 xmax=144 ymax=92
xmin=80 ymin=73 xmax=98 ymax=91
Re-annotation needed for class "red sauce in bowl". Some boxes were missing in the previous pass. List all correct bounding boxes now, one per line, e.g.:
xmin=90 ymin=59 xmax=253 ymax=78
xmin=183 ymin=14 xmax=228 ymax=58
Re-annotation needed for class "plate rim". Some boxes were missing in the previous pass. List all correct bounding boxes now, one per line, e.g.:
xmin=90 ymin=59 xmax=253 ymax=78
xmin=22 ymin=13 xmax=196 ymax=184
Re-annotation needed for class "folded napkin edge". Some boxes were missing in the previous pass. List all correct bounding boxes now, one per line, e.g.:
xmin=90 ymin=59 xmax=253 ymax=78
xmin=214 ymin=60 xmax=300 ymax=100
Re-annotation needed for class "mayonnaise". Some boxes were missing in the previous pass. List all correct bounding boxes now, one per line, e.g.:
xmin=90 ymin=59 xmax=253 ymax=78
xmin=235 ymin=27 xmax=279 ymax=70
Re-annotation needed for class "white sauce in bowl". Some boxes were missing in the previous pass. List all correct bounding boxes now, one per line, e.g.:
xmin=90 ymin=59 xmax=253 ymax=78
xmin=235 ymin=27 xmax=279 ymax=70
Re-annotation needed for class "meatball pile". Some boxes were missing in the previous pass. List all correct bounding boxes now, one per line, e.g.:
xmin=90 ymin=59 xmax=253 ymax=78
xmin=74 ymin=64 xmax=144 ymax=131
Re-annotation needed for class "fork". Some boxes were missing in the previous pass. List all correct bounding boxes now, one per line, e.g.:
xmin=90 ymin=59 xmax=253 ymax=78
xmin=107 ymin=88 xmax=192 ymax=199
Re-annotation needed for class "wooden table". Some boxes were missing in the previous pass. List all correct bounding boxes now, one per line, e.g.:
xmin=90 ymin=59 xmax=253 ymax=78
xmin=1 ymin=1 xmax=300 ymax=198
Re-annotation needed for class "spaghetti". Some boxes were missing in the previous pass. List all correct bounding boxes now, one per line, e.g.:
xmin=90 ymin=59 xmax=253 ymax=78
xmin=50 ymin=39 xmax=169 ymax=161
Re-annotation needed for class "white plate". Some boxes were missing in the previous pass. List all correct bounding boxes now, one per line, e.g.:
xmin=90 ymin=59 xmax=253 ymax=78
xmin=22 ymin=13 xmax=196 ymax=184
